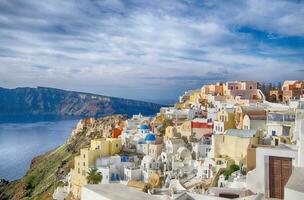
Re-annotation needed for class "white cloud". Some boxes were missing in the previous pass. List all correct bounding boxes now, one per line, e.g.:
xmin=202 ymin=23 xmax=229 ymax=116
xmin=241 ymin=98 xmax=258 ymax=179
xmin=0 ymin=0 xmax=303 ymax=100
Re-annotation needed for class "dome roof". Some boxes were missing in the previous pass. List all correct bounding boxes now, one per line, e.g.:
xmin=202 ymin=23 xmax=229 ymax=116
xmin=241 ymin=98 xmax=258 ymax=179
xmin=140 ymin=124 xmax=149 ymax=130
xmin=145 ymin=133 xmax=156 ymax=141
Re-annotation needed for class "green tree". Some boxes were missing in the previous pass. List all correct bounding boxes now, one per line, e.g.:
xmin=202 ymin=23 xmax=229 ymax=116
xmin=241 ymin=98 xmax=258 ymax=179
xmin=86 ymin=168 xmax=102 ymax=184
xmin=223 ymin=164 xmax=240 ymax=180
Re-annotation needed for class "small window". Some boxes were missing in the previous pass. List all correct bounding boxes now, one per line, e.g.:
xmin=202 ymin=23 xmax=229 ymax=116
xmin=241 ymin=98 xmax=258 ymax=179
xmin=230 ymin=86 xmax=233 ymax=90
xmin=275 ymin=138 xmax=279 ymax=146
xmin=83 ymin=162 xmax=85 ymax=166
xmin=83 ymin=154 xmax=85 ymax=158
xmin=249 ymin=86 xmax=253 ymax=89
xmin=116 ymin=144 xmax=119 ymax=148
xmin=272 ymin=130 xmax=276 ymax=136
xmin=78 ymin=168 xmax=80 ymax=174
xmin=236 ymin=86 xmax=239 ymax=90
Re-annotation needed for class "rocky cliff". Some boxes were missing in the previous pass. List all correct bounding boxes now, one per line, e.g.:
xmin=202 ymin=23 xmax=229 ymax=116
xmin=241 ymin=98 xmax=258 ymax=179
xmin=0 ymin=87 xmax=161 ymax=122
xmin=0 ymin=115 xmax=126 ymax=200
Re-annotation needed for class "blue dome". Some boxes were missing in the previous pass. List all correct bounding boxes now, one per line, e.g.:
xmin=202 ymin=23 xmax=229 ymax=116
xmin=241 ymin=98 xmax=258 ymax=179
xmin=145 ymin=134 xmax=156 ymax=141
xmin=137 ymin=140 xmax=145 ymax=144
xmin=136 ymin=138 xmax=145 ymax=144
xmin=140 ymin=124 xmax=149 ymax=130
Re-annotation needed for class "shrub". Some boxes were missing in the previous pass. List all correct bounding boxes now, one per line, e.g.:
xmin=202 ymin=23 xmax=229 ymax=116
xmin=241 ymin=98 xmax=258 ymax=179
xmin=25 ymin=174 xmax=38 ymax=190
xmin=223 ymin=164 xmax=240 ymax=180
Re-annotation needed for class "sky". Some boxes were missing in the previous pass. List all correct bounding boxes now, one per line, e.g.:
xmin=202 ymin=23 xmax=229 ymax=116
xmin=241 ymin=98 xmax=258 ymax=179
xmin=0 ymin=0 xmax=303 ymax=103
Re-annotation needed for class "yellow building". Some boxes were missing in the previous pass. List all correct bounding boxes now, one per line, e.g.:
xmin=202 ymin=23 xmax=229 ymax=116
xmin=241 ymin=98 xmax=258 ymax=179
xmin=179 ymin=120 xmax=192 ymax=139
xmin=175 ymin=102 xmax=187 ymax=109
xmin=213 ymin=108 xmax=235 ymax=134
xmin=213 ymin=129 xmax=262 ymax=171
xmin=70 ymin=138 xmax=122 ymax=198
xmin=189 ymin=90 xmax=202 ymax=105
xmin=107 ymin=138 xmax=123 ymax=155
xmin=165 ymin=126 xmax=180 ymax=140
xmin=154 ymin=113 xmax=165 ymax=124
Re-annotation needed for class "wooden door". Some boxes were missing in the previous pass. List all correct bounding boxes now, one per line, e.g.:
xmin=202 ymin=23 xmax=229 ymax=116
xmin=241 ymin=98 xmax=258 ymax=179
xmin=269 ymin=156 xmax=292 ymax=199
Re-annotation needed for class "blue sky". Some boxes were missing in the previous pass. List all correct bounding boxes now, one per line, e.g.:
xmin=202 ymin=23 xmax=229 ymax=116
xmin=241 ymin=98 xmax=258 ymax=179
xmin=0 ymin=0 xmax=303 ymax=103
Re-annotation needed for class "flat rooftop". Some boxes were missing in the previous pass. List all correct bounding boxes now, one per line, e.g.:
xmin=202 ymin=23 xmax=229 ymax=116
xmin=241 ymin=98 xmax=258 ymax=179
xmin=82 ymin=183 xmax=159 ymax=200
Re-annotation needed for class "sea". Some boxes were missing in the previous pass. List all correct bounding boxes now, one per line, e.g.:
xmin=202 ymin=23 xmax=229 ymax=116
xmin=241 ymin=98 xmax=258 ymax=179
xmin=0 ymin=119 xmax=78 ymax=181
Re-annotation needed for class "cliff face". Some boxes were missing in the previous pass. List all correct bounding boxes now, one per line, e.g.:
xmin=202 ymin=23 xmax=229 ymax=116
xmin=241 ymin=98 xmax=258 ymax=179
xmin=0 ymin=115 xmax=126 ymax=200
xmin=0 ymin=87 xmax=161 ymax=120
xmin=66 ymin=115 xmax=126 ymax=153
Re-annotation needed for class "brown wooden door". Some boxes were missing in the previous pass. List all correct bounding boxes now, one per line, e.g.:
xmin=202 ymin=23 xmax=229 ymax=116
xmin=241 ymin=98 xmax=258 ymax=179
xmin=269 ymin=156 xmax=292 ymax=199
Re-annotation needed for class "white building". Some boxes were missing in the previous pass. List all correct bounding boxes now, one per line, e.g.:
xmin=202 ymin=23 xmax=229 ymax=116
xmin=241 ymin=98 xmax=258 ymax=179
xmin=124 ymin=166 xmax=142 ymax=181
xmin=141 ymin=155 xmax=160 ymax=181
xmin=191 ymin=142 xmax=211 ymax=160
xmin=165 ymin=138 xmax=185 ymax=154
xmin=96 ymin=156 xmax=134 ymax=184
xmin=266 ymin=110 xmax=296 ymax=141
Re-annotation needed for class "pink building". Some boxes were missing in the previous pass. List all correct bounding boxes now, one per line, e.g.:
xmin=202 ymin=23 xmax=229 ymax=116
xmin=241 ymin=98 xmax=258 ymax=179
xmin=148 ymin=144 xmax=164 ymax=158
xmin=224 ymin=81 xmax=258 ymax=100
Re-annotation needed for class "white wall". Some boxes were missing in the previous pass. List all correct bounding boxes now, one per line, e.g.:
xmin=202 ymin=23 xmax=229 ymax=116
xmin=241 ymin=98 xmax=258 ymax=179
xmin=267 ymin=124 xmax=282 ymax=137
xmin=124 ymin=167 xmax=142 ymax=181
xmin=97 ymin=167 xmax=110 ymax=184
xmin=296 ymin=110 xmax=304 ymax=167
xmin=285 ymin=188 xmax=304 ymax=200
xmin=82 ymin=187 xmax=108 ymax=200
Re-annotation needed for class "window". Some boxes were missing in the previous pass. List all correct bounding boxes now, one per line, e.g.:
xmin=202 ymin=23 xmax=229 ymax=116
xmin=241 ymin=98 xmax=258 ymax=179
xmin=83 ymin=154 xmax=85 ymax=158
xmin=78 ymin=168 xmax=80 ymax=174
xmin=83 ymin=162 xmax=85 ymax=166
xmin=116 ymin=144 xmax=119 ymax=148
xmin=275 ymin=138 xmax=279 ymax=146
xmin=282 ymin=126 xmax=290 ymax=136
xmin=230 ymin=86 xmax=233 ymax=90
xmin=272 ymin=130 xmax=276 ymax=136
xmin=236 ymin=86 xmax=239 ymax=90
xmin=249 ymin=86 xmax=253 ymax=89
xmin=216 ymin=160 xmax=223 ymax=165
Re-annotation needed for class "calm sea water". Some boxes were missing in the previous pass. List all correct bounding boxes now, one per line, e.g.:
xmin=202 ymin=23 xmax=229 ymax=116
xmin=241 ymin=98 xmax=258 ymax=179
xmin=0 ymin=120 xmax=78 ymax=181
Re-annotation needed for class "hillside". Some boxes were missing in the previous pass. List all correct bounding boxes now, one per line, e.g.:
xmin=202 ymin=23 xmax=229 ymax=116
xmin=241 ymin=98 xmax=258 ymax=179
xmin=0 ymin=115 xmax=126 ymax=200
xmin=0 ymin=87 xmax=162 ymax=122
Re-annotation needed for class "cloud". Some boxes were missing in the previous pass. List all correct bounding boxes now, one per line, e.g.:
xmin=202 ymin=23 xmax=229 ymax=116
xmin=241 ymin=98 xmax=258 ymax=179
xmin=0 ymin=0 xmax=303 ymax=100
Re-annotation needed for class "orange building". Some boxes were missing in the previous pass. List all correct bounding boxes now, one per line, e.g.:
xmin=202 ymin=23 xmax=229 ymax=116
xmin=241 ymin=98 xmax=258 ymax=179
xmin=282 ymin=80 xmax=304 ymax=102
xmin=112 ymin=128 xmax=123 ymax=138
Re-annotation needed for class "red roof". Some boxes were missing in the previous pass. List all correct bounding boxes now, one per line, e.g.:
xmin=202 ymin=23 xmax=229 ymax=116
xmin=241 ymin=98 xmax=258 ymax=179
xmin=191 ymin=121 xmax=213 ymax=129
